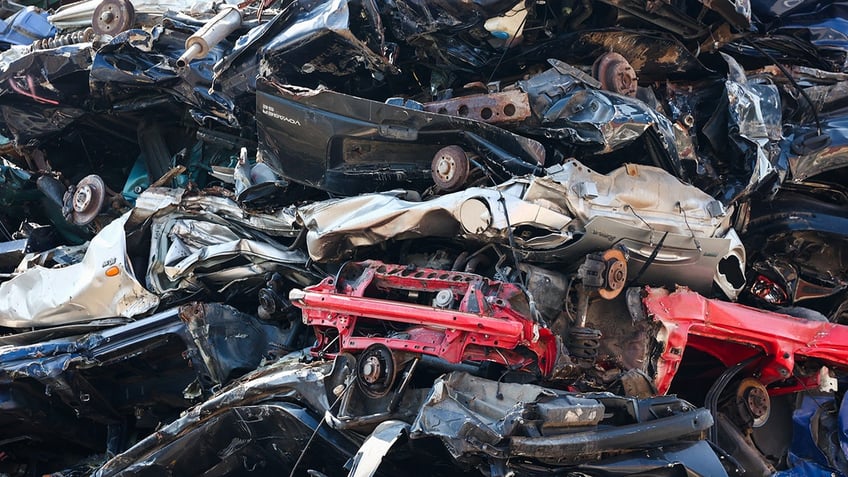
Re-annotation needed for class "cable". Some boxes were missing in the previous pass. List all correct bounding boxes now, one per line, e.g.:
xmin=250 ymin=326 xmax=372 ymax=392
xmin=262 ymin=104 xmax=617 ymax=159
xmin=705 ymin=353 xmax=763 ymax=444
xmin=626 ymin=231 xmax=668 ymax=288
xmin=486 ymin=5 xmax=530 ymax=84
xmin=497 ymin=192 xmax=523 ymax=281
xmin=288 ymin=384 xmax=347 ymax=477
xmin=677 ymin=202 xmax=702 ymax=252
xmin=497 ymin=191 xmax=543 ymax=323
xmin=0 ymin=217 xmax=12 ymax=241
xmin=624 ymin=205 xmax=655 ymax=243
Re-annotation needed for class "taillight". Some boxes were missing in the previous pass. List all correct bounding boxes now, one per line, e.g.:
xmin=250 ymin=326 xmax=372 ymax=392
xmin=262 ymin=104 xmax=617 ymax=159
xmin=750 ymin=274 xmax=789 ymax=304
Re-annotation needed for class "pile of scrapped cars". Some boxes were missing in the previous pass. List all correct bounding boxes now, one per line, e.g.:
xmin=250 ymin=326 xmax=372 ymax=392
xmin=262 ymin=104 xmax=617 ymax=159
xmin=0 ymin=0 xmax=847 ymax=475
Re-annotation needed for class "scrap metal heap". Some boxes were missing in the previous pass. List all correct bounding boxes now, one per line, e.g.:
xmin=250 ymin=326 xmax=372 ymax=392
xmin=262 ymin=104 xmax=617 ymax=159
xmin=0 ymin=0 xmax=845 ymax=476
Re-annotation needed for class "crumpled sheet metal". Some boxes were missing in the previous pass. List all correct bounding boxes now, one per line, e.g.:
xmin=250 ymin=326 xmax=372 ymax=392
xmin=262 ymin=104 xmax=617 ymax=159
xmin=560 ymin=217 xmax=745 ymax=298
xmin=513 ymin=63 xmax=697 ymax=179
xmin=99 ymin=401 xmax=356 ymax=475
xmin=644 ymin=287 xmax=848 ymax=394
xmin=90 ymin=26 xmax=240 ymax=128
xmin=147 ymin=212 xmax=309 ymax=296
xmin=747 ymin=1 xmax=848 ymax=72
xmin=298 ymin=187 xmax=572 ymax=262
xmin=0 ymin=42 xmax=91 ymax=144
xmin=535 ymin=161 xmax=745 ymax=299
xmin=721 ymin=53 xmax=785 ymax=201
xmin=130 ymin=187 xmax=299 ymax=236
xmin=376 ymin=0 xmax=518 ymax=72
xmin=0 ymin=304 xmax=277 ymax=468
xmin=410 ymin=372 xmax=714 ymax=466
xmin=258 ymin=0 xmax=394 ymax=76
xmin=0 ymin=41 xmax=93 ymax=80
xmin=298 ymin=159 xmax=745 ymax=297
xmin=299 ymin=160 xmax=731 ymax=262
xmin=410 ymin=373 xmax=604 ymax=455
xmin=124 ymin=186 xmax=310 ymax=296
xmin=0 ymin=302 xmax=286 ymax=422
xmin=48 ymin=0 xmax=222 ymax=29
xmin=540 ymin=160 xmax=730 ymax=237
xmin=348 ymin=420 xmax=410 ymax=477
xmin=92 ymin=361 xmax=723 ymax=476
xmin=93 ymin=359 xmax=335 ymax=476
xmin=256 ymin=81 xmax=545 ymax=195
xmin=539 ymin=86 xmax=688 ymax=161
xmin=774 ymin=393 xmax=848 ymax=476
xmin=180 ymin=194 xmax=299 ymax=236
xmin=345 ymin=421 xmax=728 ymax=476
xmin=787 ymin=117 xmax=848 ymax=183
xmin=595 ymin=0 xmax=747 ymax=39
xmin=0 ymin=213 xmax=159 ymax=328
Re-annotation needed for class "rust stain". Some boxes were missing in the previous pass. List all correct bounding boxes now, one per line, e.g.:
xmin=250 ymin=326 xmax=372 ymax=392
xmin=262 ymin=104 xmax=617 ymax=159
xmin=423 ymin=90 xmax=532 ymax=125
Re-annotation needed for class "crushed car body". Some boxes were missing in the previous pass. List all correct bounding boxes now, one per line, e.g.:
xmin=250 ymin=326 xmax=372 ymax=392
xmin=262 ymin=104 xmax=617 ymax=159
xmin=0 ymin=0 xmax=847 ymax=475
xmin=0 ymin=302 xmax=297 ymax=471
xmin=0 ymin=213 xmax=159 ymax=327
xmin=91 ymin=359 xmax=725 ymax=477
xmin=296 ymin=160 xmax=745 ymax=297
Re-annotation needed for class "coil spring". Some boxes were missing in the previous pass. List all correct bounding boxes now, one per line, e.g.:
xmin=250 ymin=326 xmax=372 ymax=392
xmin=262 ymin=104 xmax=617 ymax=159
xmin=567 ymin=326 xmax=602 ymax=366
xmin=31 ymin=27 xmax=95 ymax=50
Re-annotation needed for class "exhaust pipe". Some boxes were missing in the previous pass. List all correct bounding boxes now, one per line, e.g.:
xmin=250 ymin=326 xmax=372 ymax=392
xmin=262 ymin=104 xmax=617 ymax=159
xmin=176 ymin=6 xmax=242 ymax=68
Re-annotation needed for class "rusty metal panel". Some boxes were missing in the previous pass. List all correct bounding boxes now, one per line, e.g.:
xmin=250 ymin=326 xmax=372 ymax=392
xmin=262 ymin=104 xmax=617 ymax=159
xmin=423 ymin=90 xmax=532 ymax=125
